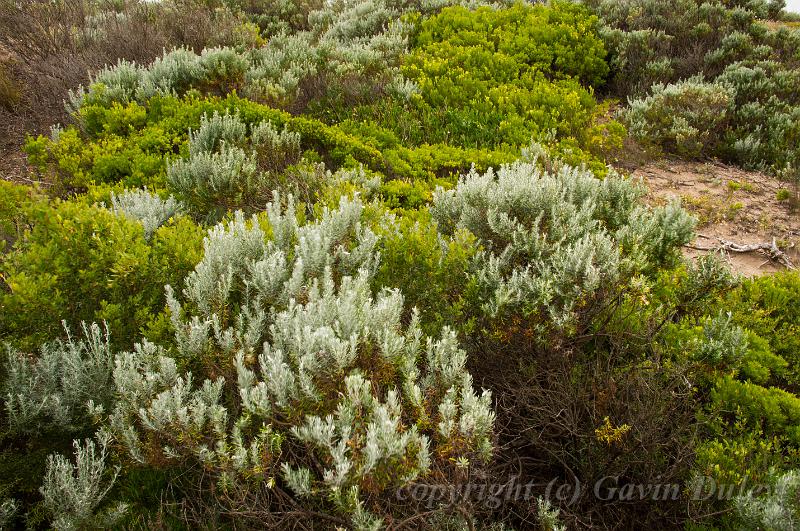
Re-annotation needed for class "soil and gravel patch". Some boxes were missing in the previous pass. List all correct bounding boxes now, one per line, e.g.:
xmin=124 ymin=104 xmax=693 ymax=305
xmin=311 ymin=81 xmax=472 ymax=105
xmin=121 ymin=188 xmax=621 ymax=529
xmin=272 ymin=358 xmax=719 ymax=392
xmin=635 ymin=159 xmax=799 ymax=276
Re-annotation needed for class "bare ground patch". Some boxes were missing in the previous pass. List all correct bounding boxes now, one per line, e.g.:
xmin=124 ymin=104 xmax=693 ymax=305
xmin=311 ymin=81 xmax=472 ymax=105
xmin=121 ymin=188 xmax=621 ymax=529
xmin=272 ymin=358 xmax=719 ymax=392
xmin=634 ymin=159 xmax=799 ymax=276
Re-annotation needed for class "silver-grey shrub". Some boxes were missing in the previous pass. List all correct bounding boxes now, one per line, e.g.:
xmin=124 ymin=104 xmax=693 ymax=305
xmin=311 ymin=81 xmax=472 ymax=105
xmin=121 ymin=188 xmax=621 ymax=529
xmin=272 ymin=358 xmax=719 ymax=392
xmin=430 ymin=161 xmax=695 ymax=330
xmin=135 ymin=47 xmax=205 ymax=101
xmin=624 ymin=63 xmax=800 ymax=170
xmin=166 ymin=112 xmax=306 ymax=220
xmin=107 ymin=195 xmax=494 ymax=527
xmin=735 ymin=469 xmax=800 ymax=530
xmin=624 ymin=78 xmax=734 ymax=157
xmin=70 ymin=0 xmax=506 ymax=113
xmin=3 ymin=322 xmax=116 ymax=434
xmin=41 ymin=433 xmax=127 ymax=530
xmin=110 ymin=188 xmax=183 ymax=240
xmin=167 ymin=143 xmax=263 ymax=220
xmin=187 ymin=111 xmax=247 ymax=157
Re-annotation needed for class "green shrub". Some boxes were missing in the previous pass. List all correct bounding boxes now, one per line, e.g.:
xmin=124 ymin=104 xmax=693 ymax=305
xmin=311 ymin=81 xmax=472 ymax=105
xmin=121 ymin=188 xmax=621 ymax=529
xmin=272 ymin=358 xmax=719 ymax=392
xmin=7 ymin=1 xmax=800 ymax=528
xmin=374 ymin=210 xmax=478 ymax=336
xmin=0 ymin=181 xmax=46 ymax=253
xmin=27 ymin=93 xmax=524 ymax=196
xmin=0 ymin=199 xmax=204 ymax=350
xmin=725 ymin=272 xmax=800 ymax=385
xmin=660 ymin=269 xmax=800 ymax=525
xmin=339 ymin=1 xmax=617 ymax=160
xmin=711 ymin=376 xmax=800 ymax=445
xmin=410 ymin=2 xmax=608 ymax=89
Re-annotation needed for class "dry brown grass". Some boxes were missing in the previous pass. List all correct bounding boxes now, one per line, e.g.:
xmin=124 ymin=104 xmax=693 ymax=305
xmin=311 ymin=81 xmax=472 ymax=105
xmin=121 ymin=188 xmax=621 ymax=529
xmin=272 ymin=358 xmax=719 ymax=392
xmin=0 ymin=0 xmax=246 ymax=181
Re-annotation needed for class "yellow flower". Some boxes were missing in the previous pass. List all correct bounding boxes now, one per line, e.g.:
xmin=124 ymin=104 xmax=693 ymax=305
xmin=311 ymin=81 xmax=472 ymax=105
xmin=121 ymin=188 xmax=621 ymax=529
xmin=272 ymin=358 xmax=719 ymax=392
xmin=595 ymin=416 xmax=632 ymax=446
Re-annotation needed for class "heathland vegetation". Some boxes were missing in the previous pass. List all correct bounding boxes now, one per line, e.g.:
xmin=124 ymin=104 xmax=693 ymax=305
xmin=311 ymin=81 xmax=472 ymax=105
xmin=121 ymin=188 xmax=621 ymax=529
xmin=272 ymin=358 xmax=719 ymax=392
xmin=1 ymin=0 xmax=800 ymax=528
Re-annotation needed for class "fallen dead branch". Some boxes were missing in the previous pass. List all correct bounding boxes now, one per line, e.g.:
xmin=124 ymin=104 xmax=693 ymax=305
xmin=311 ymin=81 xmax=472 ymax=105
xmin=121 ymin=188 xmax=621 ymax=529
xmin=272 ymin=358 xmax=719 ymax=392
xmin=686 ymin=236 xmax=796 ymax=270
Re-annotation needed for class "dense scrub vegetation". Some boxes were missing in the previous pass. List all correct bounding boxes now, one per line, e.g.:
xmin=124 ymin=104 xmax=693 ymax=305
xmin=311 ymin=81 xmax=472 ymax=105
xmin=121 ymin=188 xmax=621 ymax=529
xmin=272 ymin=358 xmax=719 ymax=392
xmin=2 ymin=0 xmax=800 ymax=529
xmin=588 ymin=0 xmax=800 ymax=173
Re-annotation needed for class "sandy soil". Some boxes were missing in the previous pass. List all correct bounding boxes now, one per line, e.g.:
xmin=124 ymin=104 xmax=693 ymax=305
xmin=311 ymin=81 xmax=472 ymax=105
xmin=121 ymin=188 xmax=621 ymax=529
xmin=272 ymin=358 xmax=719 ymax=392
xmin=634 ymin=159 xmax=799 ymax=276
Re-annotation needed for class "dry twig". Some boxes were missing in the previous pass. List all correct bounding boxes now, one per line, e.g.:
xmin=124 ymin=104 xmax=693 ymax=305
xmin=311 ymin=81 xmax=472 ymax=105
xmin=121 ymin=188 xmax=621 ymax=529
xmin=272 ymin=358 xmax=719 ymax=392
xmin=686 ymin=237 xmax=796 ymax=270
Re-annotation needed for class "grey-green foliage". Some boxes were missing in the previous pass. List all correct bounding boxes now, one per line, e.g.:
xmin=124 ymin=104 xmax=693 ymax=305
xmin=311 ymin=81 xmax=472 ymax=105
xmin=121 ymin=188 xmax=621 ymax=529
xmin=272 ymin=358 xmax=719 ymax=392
xmin=731 ymin=0 xmax=786 ymax=19
xmin=624 ymin=62 xmax=800 ymax=170
xmin=0 ymin=499 xmax=18 ymax=529
xmin=3 ymin=322 xmax=115 ymax=434
xmin=197 ymin=46 xmax=250 ymax=87
xmin=715 ymin=60 xmax=800 ymax=171
xmin=166 ymin=112 xmax=301 ymax=219
xmin=736 ymin=469 xmax=800 ymax=530
xmin=587 ymin=0 xmax=790 ymax=96
xmin=188 ymin=111 xmax=247 ymax=157
xmin=251 ymin=119 xmax=301 ymax=171
xmin=430 ymin=161 xmax=695 ymax=328
xmin=107 ymin=195 xmax=494 ymax=525
xmin=624 ymin=78 xmax=734 ymax=157
xmin=694 ymin=311 xmax=749 ymax=367
xmin=167 ymin=143 xmax=262 ymax=220
xmin=137 ymin=46 xmax=205 ymax=100
xmin=682 ymin=252 xmax=739 ymax=297
xmin=110 ymin=188 xmax=183 ymax=240
xmin=588 ymin=0 xmax=800 ymax=171
xmin=41 ymin=433 xmax=127 ymax=531
xmin=67 ymin=59 xmax=141 ymax=113
xmin=69 ymin=0 xmax=510 ymax=112
xmin=68 ymin=0 xmax=408 ymax=110
xmin=537 ymin=497 xmax=566 ymax=531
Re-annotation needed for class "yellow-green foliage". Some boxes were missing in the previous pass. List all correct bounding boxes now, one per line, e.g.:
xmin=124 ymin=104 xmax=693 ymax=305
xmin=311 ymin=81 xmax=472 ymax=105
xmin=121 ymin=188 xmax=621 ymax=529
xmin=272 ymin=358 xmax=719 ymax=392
xmin=374 ymin=210 xmax=478 ymax=335
xmin=0 ymin=181 xmax=46 ymax=253
xmin=408 ymin=2 xmax=608 ymax=94
xmin=25 ymin=94 xmax=519 ymax=197
xmin=663 ymin=272 xmax=800 ymax=510
xmin=0 ymin=199 xmax=203 ymax=350
xmin=320 ymin=1 xmax=623 ymax=170
xmin=382 ymin=2 xmax=616 ymax=151
xmin=727 ymin=273 xmax=800 ymax=385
